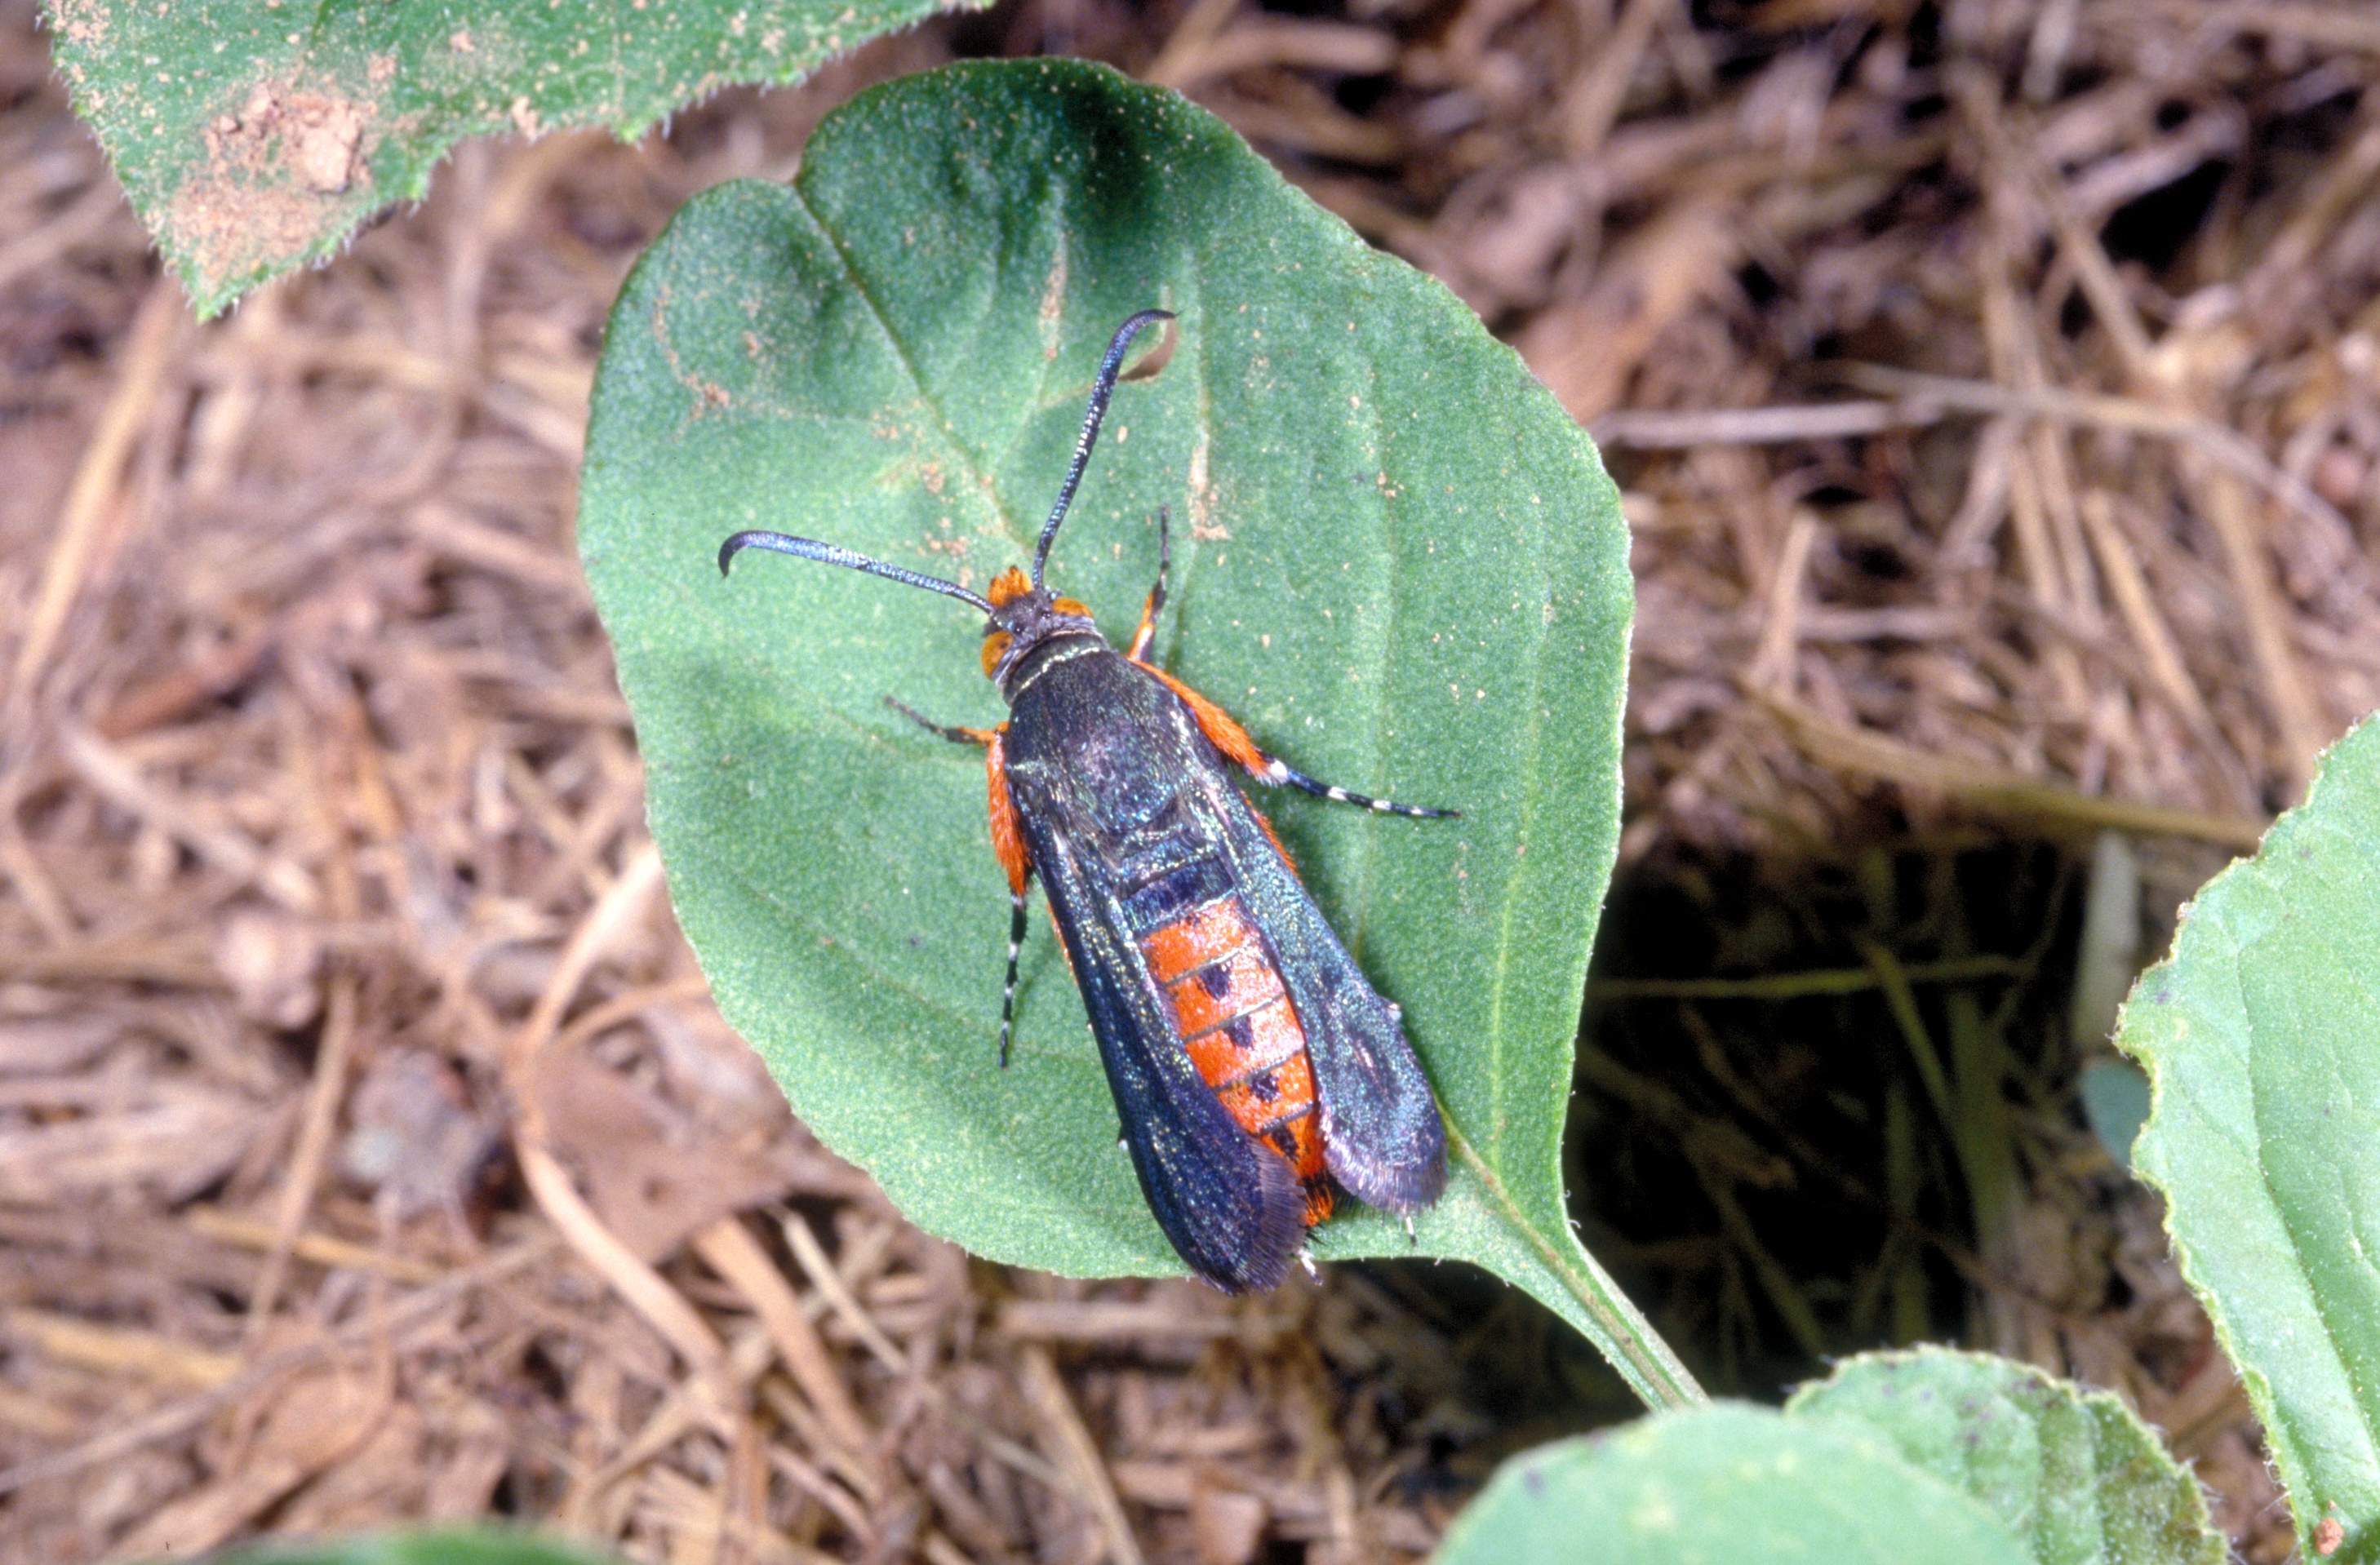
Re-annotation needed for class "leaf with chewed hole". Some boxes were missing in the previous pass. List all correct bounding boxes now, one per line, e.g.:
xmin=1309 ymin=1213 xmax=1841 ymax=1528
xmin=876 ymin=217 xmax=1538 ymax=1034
xmin=47 ymin=0 xmax=972 ymax=317
xmin=580 ymin=60 xmax=1681 ymax=1403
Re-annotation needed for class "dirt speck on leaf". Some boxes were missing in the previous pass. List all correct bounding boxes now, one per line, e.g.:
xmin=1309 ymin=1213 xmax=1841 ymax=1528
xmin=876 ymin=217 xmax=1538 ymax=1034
xmin=650 ymin=287 xmax=732 ymax=418
xmin=168 ymin=74 xmax=380 ymax=295
xmin=1187 ymin=427 xmax=1228 ymax=541
xmin=49 ymin=0 xmax=107 ymax=47
xmin=291 ymin=98 xmax=366 ymax=193
xmin=1038 ymin=250 xmax=1068 ymax=360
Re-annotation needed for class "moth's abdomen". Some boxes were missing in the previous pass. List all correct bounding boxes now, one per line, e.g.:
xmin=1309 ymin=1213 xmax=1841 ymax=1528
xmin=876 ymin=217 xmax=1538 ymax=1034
xmin=1140 ymin=896 xmax=1333 ymax=1226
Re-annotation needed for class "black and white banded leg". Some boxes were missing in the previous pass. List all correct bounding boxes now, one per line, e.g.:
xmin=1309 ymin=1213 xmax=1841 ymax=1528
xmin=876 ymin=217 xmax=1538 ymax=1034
xmin=998 ymin=880 xmax=1032 ymax=1067
xmin=1253 ymin=756 xmax=1459 ymax=819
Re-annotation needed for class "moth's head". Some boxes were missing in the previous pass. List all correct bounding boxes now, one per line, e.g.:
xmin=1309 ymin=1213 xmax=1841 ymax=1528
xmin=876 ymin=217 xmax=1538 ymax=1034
xmin=979 ymin=564 xmax=1096 ymax=683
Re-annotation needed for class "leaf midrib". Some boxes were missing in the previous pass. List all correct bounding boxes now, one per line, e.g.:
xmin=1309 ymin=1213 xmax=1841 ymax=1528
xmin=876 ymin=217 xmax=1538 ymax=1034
xmin=788 ymin=180 xmax=1011 ymax=539
xmin=1485 ymin=452 xmax=1557 ymax=1181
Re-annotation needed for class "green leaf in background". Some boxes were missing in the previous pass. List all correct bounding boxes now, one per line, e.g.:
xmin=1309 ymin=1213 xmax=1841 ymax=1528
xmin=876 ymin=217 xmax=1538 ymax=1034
xmin=2116 ymin=712 xmax=2380 ymax=1562
xmin=43 ymin=0 xmax=972 ymax=317
xmin=1787 ymin=1348 xmax=2225 ymax=1565
xmin=200 ymin=1526 xmax=620 ymax=1565
xmin=1432 ymin=1403 xmax=2036 ymax=1565
xmin=579 ymin=60 xmax=1686 ymax=1403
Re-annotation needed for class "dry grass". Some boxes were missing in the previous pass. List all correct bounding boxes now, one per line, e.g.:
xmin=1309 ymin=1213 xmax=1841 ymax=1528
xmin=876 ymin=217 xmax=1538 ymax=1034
xmin=2 ymin=0 xmax=2374 ymax=1558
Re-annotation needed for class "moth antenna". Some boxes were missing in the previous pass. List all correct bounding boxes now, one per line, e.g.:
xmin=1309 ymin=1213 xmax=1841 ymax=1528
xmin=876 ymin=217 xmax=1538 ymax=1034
xmin=720 ymin=530 xmax=994 ymax=614
xmin=1032 ymin=309 xmax=1174 ymax=590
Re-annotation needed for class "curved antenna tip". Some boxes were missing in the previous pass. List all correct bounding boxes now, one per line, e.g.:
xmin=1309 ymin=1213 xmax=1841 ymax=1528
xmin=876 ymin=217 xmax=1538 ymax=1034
xmin=1032 ymin=309 xmax=1178 ymax=588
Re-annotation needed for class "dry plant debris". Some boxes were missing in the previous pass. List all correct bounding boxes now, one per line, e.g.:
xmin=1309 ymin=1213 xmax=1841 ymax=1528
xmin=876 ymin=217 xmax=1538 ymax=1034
xmin=2 ymin=0 xmax=2373 ymax=1558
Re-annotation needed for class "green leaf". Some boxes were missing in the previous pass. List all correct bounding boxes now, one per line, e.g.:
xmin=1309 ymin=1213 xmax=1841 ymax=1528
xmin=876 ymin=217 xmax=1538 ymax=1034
xmin=579 ymin=60 xmax=1686 ymax=1403
xmin=1432 ymin=1403 xmax=2035 ymax=1565
xmin=200 ymin=1527 xmax=620 ymax=1565
xmin=44 ymin=0 xmax=971 ymax=317
xmin=1787 ymin=1348 xmax=2225 ymax=1565
xmin=2116 ymin=712 xmax=2380 ymax=1561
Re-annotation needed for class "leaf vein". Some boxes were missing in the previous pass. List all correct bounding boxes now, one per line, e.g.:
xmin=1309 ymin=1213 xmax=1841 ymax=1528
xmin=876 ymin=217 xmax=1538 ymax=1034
xmin=784 ymin=181 xmax=1006 ymax=533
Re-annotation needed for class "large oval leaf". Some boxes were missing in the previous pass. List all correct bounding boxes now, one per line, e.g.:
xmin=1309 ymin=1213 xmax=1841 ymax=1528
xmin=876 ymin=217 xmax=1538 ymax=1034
xmin=49 ymin=0 xmax=970 ymax=317
xmin=579 ymin=60 xmax=1678 ymax=1400
xmin=2116 ymin=712 xmax=2380 ymax=1560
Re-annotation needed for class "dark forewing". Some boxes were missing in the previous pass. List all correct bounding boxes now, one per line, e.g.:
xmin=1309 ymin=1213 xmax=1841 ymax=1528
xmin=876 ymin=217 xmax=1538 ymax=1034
xmin=1016 ymin=800 xmax=1306 ymax=1293
xmin=1214 ymin=791 xmax=1449 ymax=1213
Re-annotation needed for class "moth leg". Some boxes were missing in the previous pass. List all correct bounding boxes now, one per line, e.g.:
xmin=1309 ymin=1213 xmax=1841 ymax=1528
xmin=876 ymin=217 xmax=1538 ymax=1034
xmin=1255 ymin=756 xmax=1459 ymax=819
xmin=981 ymin=728 xmax=1039 ymax=1066
xmin=885 ymin=700 xmax=1039 ymax=1063
xmin=1145 ymin=668 xmax=1460 ymax=819
xmin=883 ymin=695 xmax=997 ymax=747
xmin=1126 ymin=512 xmax=1450 ymax=818
xmin=999 ymin=874 xmax=1034 ymax=1067
xmin=1126 ymin=503 xmax=1172 ymax=665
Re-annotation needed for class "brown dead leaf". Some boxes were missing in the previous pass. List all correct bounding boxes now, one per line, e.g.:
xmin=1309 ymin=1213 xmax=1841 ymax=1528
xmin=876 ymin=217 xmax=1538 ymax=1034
xmin=1190 ymin=1473 xmax=1269 ymax=1565
xmin=0 ymin=1012 xmax=122 ymax=1075
xmin=0 ymin=1084 xmax=264 ymax=1204
xmin=533 ymin=1041 xmax=798 ymax=1263
xmin=1516 ymin=200 xmax=1739 ymax=421
xmin=110 ymin=1365 xmax=388 ymax=1558
xmin=213 ymin=907 xmax=324 ymax=1029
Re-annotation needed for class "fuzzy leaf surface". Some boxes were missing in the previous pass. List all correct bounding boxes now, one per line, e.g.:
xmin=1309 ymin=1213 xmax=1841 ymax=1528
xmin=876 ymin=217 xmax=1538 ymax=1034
xmin=45 ymin=0 xmax=966 ymax=316
xmin=1788 ymin=1348 xmax=2225 ymax=1565
xmin=1433 ymin=1403 xmax=2033 ymax=1565
xmin=2116 ymin=713 xmax=2380 ymax=1561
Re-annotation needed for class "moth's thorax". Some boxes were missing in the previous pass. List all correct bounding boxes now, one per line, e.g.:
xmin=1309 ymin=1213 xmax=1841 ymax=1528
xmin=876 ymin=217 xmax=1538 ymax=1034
xmin=995 ymin=626 xmax=1107 ymax=703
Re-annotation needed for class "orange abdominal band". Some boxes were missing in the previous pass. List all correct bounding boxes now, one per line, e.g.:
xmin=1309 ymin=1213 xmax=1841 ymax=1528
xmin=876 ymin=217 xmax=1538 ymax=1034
xmin=1140 ymin=898 xmax=1331 ymax=1225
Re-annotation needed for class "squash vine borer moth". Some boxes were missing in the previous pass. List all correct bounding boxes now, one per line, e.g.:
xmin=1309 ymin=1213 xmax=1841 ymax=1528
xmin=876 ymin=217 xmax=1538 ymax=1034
xmin=719 ymin=311 xmax=1450 ymax=1292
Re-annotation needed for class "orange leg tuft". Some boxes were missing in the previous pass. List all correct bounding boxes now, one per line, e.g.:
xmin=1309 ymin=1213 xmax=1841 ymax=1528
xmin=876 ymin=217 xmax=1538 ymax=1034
xmin=1147 ymin=667 xmax=1271 ymax=775
xmin=984 ymin=728 xmax=1028 ymax=895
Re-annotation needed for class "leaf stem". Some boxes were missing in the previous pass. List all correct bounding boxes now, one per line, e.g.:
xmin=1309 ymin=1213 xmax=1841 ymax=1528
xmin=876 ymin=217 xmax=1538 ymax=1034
xmin=1445 ymin=1119 xmax=1705 ymax=1410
